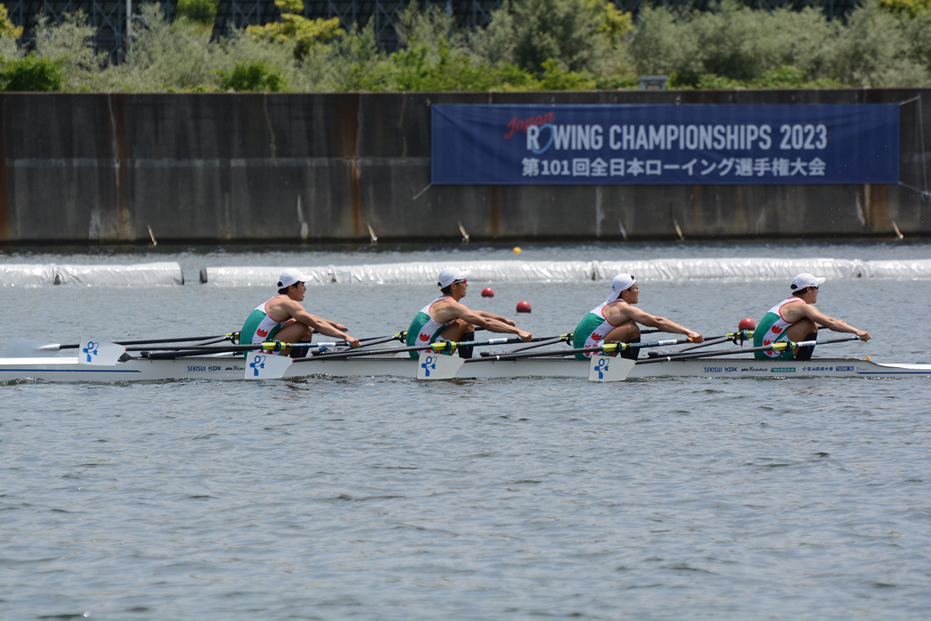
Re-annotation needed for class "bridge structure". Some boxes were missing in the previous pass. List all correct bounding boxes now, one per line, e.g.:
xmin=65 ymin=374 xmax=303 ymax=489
xmin=1 ymin=0 xmax=862 ymax=57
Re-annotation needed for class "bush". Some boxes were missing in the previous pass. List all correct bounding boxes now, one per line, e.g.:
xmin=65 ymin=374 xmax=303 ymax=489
xmin=176 ymin=0 xmax=219 ymax=26
xmin=246 ymin=0 xmax=343 ymax=60
xmin=216 ymin=60 xmax=287 ymax=91
xmin=0 ymin=54 xmax=66 ymax=91
xmin=33 ymin=11 xmax=110 ymax=91
xmin=2 ymin=0 xmax=929 ymax=91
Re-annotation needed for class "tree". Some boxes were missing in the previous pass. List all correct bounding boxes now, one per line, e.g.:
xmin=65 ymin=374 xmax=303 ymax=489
xmin=247 ymin=0 xmax=343 ymax=60
xmin=0 ymin=4 xmax=22 ymax=40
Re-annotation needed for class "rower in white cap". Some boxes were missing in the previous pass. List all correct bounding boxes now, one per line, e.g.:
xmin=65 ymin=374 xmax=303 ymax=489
xmin=405 ymin=267 xmax=532 ymax=359
xmin=240 ymin=268 xmax=360 ymax=356
xmin=572 ymin=274 xmax=703 ymax=361
xmin=753 ymin=272 xmax=870 ymax=360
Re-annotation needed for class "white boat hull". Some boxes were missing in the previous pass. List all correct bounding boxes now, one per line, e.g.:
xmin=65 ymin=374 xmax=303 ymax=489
xmin=1 ymin=355 xmax=929 ymax=383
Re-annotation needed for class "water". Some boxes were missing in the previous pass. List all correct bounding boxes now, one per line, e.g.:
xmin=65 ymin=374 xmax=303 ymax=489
xmin=2 ymin=242 xmax=930 ymax=619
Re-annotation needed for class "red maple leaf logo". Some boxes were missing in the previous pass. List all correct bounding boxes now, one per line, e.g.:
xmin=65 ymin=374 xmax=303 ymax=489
xmin=591 ymin=333 xmax=602 ymax=341
xmin=418 ymin=333 xmax=429 ymax=342
xmin=763 ymin=339 xmax=772 ymax=346
xmin=772 ymin=326 xmax=782 ymax=334
xmin=257 ymin=328 xmax=269 ymax=337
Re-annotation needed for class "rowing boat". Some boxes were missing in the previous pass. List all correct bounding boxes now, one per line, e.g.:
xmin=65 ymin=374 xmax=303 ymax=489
xmin=1 ymin=353 xmax=928 ymax=383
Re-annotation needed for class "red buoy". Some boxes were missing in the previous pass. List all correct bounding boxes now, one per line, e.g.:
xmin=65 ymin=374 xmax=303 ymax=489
xmin=738 ymin=317 xmax=756 ymax=331
xmin=516 ymin=300 xmax=531 ymax=313
xmin=481 ymin=287 xmax=495 ymax=298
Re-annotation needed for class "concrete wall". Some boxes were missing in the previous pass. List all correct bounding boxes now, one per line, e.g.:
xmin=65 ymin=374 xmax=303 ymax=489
xmin=1 ymin=89 xmax=928 ymax=244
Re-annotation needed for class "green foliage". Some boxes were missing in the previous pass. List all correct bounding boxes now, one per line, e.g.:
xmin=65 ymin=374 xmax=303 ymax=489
xmin=631 ymin=1 xmax=839 ymax=87
xmin=0 ymin=4 xmax=23 ymax=39
xmin=830 ymin=0 xmax=928 ymax=86
xmin=512 ymin=0 xmax=609 ymax=74
xmin=216 ymin=60 xmax=287 ymax=91
xmin=628 ymin=0 xmax=923 ymax=88
xmin=385 ymin=36 xmax=539 ymax=92
xmin=0 ymin=54 xmax=66 ymax=91
xmin=589 ymin=0 xmax=634 ymax=46
xmin=469 ymin=0 xmax=517 ymax=67
xmin=33 ymin=11 xmax=110 ymax=91
xmin=176 ymin=0 xmax=219 ymax=26
xmin=690 ymin=65 xmax=844 ymax=90
xmin=1 ymin=0 xmax=929 ymax=92
xmin=247 ymin=0 xmax=343 ymax=60
xmin=878 ymin=0 xmax=931 ymax=16
xmin=537 ymin=58 xmax=596 ymax=90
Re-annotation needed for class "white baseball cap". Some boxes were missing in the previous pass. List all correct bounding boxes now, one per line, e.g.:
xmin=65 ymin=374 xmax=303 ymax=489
xmin=438 ymin=267 xmax=471 ymax=288
xmin=608 ymin=274 xmax=637 ymax=302
xmin=278 ymin=268 xmax=307 ymax=288
xmin=790 ymin=273 xmax=825 ymax=291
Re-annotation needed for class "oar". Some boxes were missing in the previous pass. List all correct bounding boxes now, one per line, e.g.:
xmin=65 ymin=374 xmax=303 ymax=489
xmin=144 ymin=332 xmax=407 ymax=359
xmin=143 ymin=340 xmax=355 ymax=360
xmin=244 ymin=335 xmax=554 ymax=380
xmin=480 ymin=336 xmax=566 ymax=356
xmin=5 ymin=333 xmax=237 ymax=357
xmin=465 ymin=336 xmax=698 ymax=364
xmin=463 ymin=342 xmax=622 ymax=363
xmin=645 ymin=329 xmax=753 ymax=357
xmin=304 ymin=335 xmax=562 ymax=362
xmin=354 ymin=332 xmax=407 ymax=347
xmin=636 ymin=335 xmax=863 ymax=364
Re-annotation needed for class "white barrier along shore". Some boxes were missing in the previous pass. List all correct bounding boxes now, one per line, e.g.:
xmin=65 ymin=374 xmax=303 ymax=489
xmin=200 ymin=258 xmax=931 ymax=286
xmin=0 ymin=263 xmax=184 ymax=286
xmin=3 ymin=259 xmax=930 ymax=287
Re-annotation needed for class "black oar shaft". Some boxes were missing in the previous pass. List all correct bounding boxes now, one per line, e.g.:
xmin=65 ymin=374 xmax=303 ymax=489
xmin=298 ymin=334 xmax=563 ymax=362
xmin=465 ymin=344 xmax=608 ymax=363
xmin=637 ymin=336 xmax=861 ymax=365
xmin=58 ymin=334 xmax=233 ymax=349
xmin=482 ymin=337 xmax=564 ymax=356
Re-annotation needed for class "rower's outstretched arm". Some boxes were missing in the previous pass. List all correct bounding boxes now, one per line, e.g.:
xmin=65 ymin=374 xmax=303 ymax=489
xmin=474 ymin=310 xmax=516 ymax=327
xmin=807 ymin=307 xmax=870 ymax=341
xmin=626 ymin=308 xmax=703 ymax=343
xmin=293 ymin=310 xmax=360 ymax=346
xmin=459 ymin=310 xmax=531 ymax=341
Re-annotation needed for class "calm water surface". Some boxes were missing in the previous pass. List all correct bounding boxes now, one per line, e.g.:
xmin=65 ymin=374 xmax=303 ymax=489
xmin=2 ymin=243 xmax=929 ymax=619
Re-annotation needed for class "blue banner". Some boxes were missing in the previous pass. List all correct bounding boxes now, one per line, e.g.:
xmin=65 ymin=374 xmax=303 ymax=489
xmin=431 ymin=104 xmax=899 ymax=185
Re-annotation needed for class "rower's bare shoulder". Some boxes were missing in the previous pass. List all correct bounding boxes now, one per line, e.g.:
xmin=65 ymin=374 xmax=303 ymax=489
xmin=432 ymin=298 xmax=465 ymax=320
xmin=606 ymin=301 xmax=636 ymax=321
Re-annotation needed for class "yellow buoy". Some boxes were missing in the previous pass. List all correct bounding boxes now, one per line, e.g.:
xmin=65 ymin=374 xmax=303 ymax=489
xmin=513 ymin=247 xmax=522 ymax=254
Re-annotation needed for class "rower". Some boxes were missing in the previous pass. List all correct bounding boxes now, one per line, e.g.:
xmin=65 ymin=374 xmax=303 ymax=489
xmin=572 ymin=274 xmax=703 ymax=361
xmin=240 ymin=268 xmax=360 ymax=357
xmin=753 ymin=273 xmax=870 ymax=361
xmin=405 ymin=267 xmax=532 ymax=359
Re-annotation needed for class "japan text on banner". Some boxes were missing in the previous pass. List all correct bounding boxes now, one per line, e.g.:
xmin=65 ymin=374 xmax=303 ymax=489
xmin=430 ymin=104 xmax=900 ymax=186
